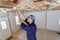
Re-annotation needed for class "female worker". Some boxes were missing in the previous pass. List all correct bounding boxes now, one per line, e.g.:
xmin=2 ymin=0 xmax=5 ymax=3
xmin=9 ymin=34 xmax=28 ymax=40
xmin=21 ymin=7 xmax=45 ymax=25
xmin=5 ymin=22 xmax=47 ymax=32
xmin=20 ymin=15 xmax=37 ymax=40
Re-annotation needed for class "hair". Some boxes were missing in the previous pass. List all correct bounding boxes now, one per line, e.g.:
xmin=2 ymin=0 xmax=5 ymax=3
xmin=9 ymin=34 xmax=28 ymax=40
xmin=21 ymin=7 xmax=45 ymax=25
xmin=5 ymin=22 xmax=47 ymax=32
xmin=24 ymin=18 xmax=35 ymax=25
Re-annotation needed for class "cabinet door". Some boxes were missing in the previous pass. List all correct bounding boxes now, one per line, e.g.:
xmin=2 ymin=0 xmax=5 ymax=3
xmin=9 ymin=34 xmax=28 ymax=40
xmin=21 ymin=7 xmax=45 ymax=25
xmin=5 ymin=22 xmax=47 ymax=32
xmin=0 ymin=17 xmax=11 ymax=40
xmin=46 ymin=10 xmax=60 ymax=31
xmin=23 ymin=11 xmax=46 ymax=29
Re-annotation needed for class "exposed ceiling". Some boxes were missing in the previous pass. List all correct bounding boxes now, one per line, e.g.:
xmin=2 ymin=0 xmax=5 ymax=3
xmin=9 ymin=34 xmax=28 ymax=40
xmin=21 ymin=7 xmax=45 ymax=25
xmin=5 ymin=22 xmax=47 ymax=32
xmin=0 ymin=0 xmax=17 ymax=8
xmin=13 ymin=0 xmax=60 ymax=11
xmin=0 ymin=0 xmax=60 ymax=11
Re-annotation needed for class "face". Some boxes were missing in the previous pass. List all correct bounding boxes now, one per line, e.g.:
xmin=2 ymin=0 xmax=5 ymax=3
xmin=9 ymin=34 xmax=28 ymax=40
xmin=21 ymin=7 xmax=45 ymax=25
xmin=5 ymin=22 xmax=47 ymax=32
xmin=27 ymin=17 xmax=33 ymax=24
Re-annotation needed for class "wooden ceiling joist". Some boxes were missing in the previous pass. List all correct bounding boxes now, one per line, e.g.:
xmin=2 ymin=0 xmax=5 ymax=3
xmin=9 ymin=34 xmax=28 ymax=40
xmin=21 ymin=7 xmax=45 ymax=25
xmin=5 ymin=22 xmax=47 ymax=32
xmin=0 ymin=6 xmax=12 ymax=8
xmin=0 ymin=0 xmax=17 ymax=8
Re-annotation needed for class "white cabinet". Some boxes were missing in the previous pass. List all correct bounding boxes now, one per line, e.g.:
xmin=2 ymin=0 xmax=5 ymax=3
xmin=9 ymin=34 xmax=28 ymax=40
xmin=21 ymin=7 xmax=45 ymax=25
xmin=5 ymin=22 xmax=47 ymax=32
xmin=46 ymin=10 xmax=60 ymax=31
xmin=23 ymin=11 xmax=46 ymax=29
xmin=0 ymin=17 xmax=11 ymax=40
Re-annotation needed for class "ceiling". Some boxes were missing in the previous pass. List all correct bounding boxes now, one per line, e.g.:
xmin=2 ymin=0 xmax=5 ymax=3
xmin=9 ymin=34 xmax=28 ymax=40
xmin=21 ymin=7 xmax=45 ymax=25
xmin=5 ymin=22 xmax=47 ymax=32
xmin=0 ymin=0 xmax=17 ymax=8
xmin=0 ymin=0 xmax=60 ymax=11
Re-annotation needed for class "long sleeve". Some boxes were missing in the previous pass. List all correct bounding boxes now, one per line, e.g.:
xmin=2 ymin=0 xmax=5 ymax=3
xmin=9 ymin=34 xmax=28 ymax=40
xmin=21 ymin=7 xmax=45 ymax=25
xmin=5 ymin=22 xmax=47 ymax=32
xmin=20 ymin=23 xmax=30 ymax=31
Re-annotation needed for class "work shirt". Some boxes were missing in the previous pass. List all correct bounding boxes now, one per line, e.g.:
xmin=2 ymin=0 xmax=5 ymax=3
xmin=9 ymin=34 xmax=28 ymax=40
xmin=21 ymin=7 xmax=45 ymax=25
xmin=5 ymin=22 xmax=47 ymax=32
xmin=20 ymin=21 xmax=37 ymax=40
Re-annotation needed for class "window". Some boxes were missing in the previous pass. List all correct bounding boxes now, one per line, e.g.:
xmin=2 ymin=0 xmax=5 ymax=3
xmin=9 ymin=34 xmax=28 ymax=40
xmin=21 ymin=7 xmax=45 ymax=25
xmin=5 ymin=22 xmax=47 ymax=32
xmin=15 ymin=16 xmax=20 ymax=25
xmin=59 ymin=19 xmax=60 ymax=24
xmin=1 ymin=21 xmax=7 ymax=30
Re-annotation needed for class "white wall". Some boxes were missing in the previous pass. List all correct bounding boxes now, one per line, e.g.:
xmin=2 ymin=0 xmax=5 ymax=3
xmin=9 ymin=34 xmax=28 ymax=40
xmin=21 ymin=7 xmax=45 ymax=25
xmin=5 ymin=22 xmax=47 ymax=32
xmin=0 ymin=12 xmax=11 ymax=40
xmin=9 ymin=12 xmax=20 ymax=33
xmin=46 ymin=10 xmax=60 ymax=31
xmin=23 ymin=10 xmax=60 ymax=31
xmin=23 ymin=11 xmax=46 ymax=29
xmin=0 ymin=10 xmax=60 ymax=40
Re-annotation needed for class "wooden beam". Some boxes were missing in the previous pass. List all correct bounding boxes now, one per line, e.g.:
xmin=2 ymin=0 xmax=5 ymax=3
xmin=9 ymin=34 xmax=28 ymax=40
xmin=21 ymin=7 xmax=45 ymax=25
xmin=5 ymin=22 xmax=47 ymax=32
xmin=0 ymin=6 xmax=12 ymax=8
xmin=0 ymin=1 xmax=17 ymax=6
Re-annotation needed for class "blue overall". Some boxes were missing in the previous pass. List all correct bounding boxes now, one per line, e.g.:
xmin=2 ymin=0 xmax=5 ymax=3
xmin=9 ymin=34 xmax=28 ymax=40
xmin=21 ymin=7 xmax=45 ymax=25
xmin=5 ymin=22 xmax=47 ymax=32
xmin=20 ymin=21 xmax=37 ymax=40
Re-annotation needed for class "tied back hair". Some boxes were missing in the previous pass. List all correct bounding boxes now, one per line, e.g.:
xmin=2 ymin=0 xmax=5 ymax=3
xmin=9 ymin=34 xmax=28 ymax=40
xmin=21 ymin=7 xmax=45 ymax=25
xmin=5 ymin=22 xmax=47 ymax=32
xmin=24 ymin=18 xmax=35 ymax=25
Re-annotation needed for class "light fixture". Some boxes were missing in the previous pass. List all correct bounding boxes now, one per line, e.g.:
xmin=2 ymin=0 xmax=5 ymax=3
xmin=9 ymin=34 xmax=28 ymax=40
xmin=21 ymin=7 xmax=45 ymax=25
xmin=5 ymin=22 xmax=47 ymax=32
xmin=59 ymin=19 xmax=60 ymax=24
xmin=1 ymin=21 xmax=7 ymax=30
xmin=15 ymin=16 xmax=20 ymax=25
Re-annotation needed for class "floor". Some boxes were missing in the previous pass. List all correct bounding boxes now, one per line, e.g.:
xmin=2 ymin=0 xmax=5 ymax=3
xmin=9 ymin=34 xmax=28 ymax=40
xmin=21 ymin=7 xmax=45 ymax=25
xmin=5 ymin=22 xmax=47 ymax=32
xmin=9 ymin=29 xmax=60 ymax=40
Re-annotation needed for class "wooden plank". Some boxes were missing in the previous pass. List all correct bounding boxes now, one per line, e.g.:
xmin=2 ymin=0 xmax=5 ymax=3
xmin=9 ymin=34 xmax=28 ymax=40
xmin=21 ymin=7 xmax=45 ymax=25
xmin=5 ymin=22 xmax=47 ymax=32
xmin=0 ymin=6 xmax=12 ymax=8
xmin=0 ymin=1 xmax=17 ymax=6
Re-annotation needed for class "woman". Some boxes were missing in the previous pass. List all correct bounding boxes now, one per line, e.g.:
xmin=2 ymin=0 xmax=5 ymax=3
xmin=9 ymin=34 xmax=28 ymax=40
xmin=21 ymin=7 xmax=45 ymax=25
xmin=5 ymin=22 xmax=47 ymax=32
xmin=20 ymin=15 xmax=37 ymax=40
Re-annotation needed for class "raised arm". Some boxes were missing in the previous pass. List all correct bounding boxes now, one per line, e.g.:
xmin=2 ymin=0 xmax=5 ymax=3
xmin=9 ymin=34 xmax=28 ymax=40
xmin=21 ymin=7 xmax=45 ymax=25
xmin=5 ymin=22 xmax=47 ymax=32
xmin=16 ymin=10 xmax=28 ymax=25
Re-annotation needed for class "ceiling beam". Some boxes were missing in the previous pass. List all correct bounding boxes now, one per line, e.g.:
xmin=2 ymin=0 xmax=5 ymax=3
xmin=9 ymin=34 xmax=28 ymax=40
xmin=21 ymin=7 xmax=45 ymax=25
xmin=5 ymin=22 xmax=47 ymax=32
xmin=0 ymin=0 xmax=17 ymax=8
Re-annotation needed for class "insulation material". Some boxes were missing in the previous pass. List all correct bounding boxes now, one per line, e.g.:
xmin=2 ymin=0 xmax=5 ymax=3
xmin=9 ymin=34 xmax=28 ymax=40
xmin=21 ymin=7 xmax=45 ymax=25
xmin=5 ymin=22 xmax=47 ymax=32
xmin=15 ymin=0 xmax=34 ymax=10
xmin=13 ymin=0 xmax=48 ymax=11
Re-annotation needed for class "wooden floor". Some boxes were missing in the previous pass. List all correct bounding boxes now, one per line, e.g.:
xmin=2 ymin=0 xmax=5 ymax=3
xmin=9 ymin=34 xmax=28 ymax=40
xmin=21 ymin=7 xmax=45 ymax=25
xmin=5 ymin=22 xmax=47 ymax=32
xmin=9 ymin=29 xmax=60 ymax=40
